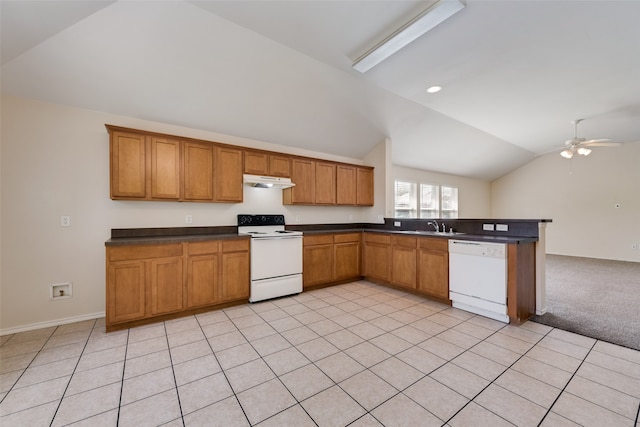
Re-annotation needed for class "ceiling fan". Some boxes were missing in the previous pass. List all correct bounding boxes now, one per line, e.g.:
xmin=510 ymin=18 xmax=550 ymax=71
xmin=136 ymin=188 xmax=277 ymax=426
xmin=560 ymin=119 xmax=622 ymax=158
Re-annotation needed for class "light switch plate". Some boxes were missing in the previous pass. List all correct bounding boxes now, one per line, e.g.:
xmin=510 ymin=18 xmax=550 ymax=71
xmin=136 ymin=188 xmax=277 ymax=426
xmin=483 ymin=223 xmax=494 ymax=231
xmin=496 ymin=224 xmax=509 ymax=232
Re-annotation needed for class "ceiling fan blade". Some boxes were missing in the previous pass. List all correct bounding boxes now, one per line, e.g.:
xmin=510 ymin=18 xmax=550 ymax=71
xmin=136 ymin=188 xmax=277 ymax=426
xmin=582 ymin=140 xmax=622 ymax=147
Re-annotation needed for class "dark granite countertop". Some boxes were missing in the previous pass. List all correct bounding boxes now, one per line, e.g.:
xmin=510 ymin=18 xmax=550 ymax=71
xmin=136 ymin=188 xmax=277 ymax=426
xmin=297 ymin=228 xmax=537 ymax=244
xmin=106 ymin=219 xmax=548 ymax=246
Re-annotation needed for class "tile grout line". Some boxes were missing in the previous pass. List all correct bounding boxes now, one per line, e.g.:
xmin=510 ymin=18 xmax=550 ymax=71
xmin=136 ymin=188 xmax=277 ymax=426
xmin=162 ymin=321 xmax=185 ymax=426
xmin=536 ymin=335 xmax=598 ymax=426
xmin=0 ymin=329 xmax=55 ymax=406
xmin=440 ymin=319 xmax=552 ymax=426
xmin=116 ymin=328 xmax=130 ymax=427
xmin=195 ymin=310 xmax=254 ymax=426
xmin=48 ymin=319 xmax=98 ymax=427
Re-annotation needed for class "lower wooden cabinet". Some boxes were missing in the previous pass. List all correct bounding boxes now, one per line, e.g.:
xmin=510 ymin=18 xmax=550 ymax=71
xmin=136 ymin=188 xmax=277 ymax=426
xmin=221 ymin=240 xmax=250 ymax=301
xmin=417 ymin=238 xmax=449 ymax=301
xmin=391 ymin=236 xmax=417 ymax=290
xmin=363 ymin=233 xmax=391 ymax=282
xmin=303 ymin=233 xmax=361 ymax=288
xmin=106 ymin=237 xmax=249 ymax=331
xmin=334 ymin=233 xmax=361 ymax=281
xmin=150 ymin=256 xmax=184 ymax=315
xmin=107 ymin=260 xmax=146 ymax=324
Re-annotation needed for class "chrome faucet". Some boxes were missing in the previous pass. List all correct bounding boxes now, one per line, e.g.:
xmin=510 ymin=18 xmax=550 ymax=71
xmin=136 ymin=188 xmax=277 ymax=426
xmin=441 ymin=223 xmax=446 ymax=233
xmin=427 ymin=220 xmax=440 ymax=232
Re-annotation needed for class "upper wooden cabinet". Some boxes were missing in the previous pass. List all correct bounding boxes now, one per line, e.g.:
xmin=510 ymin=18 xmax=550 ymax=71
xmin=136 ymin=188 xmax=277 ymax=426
xmin=356 ymin=167 xmax=374 ymax=206
xmin=183 ymin=141 xmax=214 ymax=201
xmin=315 ymin=162 xmax=336 ymax=205
xmin=215 ymin=146 xmax=243 ymax=202
xmin=336 ymin=165 xmax=374 ymax=206
xmin=283 ymin=158 xmax=315 ymax=205
xmin=284 ymin=159 xmax=373 ymax=206
xmin=110 ymin=130 xmax=148 ymax=199
xmin=107 ymin=125 xmax=242 ymax=203
xmin=107 ymin=124 xmax=372 ymax=206
xmin=244 ymin=150 xmax=291 ymax=177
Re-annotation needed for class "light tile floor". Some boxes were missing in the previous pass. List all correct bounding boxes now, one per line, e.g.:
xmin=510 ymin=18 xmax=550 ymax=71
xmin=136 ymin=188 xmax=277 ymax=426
xmin=1 ymin=281 xmax=639 ymax=426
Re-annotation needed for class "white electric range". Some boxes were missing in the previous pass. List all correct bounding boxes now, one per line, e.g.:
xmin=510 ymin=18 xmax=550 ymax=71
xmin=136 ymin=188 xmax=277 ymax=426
xmin=237 ymin=215 xmax=303 ymax=302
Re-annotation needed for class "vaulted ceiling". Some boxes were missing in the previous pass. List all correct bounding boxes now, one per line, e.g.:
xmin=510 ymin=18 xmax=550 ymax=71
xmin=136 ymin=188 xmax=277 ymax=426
xmin=2 ymin=0 xmax=639 ymax=180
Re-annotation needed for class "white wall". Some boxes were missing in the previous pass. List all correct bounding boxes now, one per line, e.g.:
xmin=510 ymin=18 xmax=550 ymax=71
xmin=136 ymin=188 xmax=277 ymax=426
xmin=492 ymin=143 xmax=640 ymax=262
xmin=0 ymin=95 xmax=386 ymax=333
xmin=392 ymin=165 xmax=492 ymax=218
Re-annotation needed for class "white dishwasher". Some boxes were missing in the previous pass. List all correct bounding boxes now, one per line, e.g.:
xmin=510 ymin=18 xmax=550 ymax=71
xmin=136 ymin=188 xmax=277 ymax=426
xmin=448 ymin=240 xmax=509 ymax=323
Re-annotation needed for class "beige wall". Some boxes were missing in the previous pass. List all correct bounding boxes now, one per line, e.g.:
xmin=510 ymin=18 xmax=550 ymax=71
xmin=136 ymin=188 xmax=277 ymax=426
xmin=0 ymin=95 xmax=386 ymax=333
xmin=392 ymin=165 xmax=492 ymax=218
xmin=491 ymin=143 xmax=640 ymax=262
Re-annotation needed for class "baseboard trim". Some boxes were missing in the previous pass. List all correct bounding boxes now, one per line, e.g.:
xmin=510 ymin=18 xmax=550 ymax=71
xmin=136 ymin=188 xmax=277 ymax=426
xmin=0 ymin=312 xmax=106 ymax=336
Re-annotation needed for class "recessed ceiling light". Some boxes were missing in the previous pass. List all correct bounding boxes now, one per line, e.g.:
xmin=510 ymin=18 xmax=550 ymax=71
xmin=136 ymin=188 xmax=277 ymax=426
xmin=426 ymin=86 xmax=442 ymax=93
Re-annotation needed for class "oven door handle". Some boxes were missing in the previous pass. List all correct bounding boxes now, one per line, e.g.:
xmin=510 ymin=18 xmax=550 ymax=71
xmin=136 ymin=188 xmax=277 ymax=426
xmin=252 ymin=236 xmax=302 ymax=241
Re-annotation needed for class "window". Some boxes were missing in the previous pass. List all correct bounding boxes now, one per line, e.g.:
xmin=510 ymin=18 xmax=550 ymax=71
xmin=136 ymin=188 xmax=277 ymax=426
xmin=394 ymin=180 xmax=458 ymax=219
xmin=394 ymin=180 xmax=417 ymax=218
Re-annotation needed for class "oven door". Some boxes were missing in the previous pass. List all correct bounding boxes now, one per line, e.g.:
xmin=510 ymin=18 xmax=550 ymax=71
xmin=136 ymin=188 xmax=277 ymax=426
xmin=250 ymin=236 xmax=302 ymax=281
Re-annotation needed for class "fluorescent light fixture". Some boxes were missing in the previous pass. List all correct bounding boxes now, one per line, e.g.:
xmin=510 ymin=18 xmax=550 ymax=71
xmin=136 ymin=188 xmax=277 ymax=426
xmin=353 ymin=0 xmax=465 ymax=73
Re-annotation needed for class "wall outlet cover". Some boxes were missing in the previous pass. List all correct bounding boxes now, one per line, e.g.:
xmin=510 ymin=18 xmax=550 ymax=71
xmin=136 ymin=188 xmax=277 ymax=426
xmin=483 ymin=223 xmax=495 ymax=231
xmin=496 ymin=224 xmax=509 ymax=232
xmin=394 ymin=221 xmax=401 ymax=227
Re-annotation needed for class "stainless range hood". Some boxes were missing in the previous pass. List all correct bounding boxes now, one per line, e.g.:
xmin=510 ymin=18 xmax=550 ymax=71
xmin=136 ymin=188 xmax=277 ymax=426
xmin=243 ymin=174 xmax=295 ymax=189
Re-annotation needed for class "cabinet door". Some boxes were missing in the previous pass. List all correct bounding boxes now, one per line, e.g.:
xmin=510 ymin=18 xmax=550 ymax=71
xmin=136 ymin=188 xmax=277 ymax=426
xmin=417 ymin=246 xmax=449 ymax=300
xmin=363 ymin=235 xmax=391 ymax=282
xmin=392 ymin=246 xmax=417 ymax=289
xmin=315 ymin=162 xmax=336 ymax=205
xmin=391 ymin=236 xmax=417 ymax=289
xmin=303 ymin=241 xmax=334 ymax=287
xmin=356 ymin=167 xmax=374 ymax=206
xmin=221 ymin=251 xmax=250 ymax=301
xmin=150 ymin=257 xmax=184 ymax=315
xmin=110 ymin=131 xmax=147 ymax=199
xmin=150 ymin=136 xmax=181 ymax=200
xmin=107 ymin=260 xmax=146 ymax=324
xmin=284 ymin=158 xmax=315 ymax=204
xmin=334 ymin=241 xmax=360 ymax=281
xmin=336 ymin=165 xmax=357 ymax=205
xmin=187 ymin=254 xmax=219 ymax=308
xmin=269 ymin=154 xmax=291 ymax=177
xmin=244 ymin=151 xmax=268 ymax=175
xmin=183 ymin=141 xmax=214 ymax=201
xmin=215 ymin=146 xmax=243 ymax=202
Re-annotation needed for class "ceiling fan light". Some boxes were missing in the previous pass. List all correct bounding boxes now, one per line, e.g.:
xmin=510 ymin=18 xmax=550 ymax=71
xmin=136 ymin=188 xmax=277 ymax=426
xmin=577 ymin=147 xmax=591 ymax=156
xmin=560 ymin=150 xmax=573 ymax=159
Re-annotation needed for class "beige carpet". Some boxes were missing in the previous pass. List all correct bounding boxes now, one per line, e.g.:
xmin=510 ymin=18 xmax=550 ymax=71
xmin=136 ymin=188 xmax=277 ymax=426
xmin=532 ymin=254 xmax=640 ymax=350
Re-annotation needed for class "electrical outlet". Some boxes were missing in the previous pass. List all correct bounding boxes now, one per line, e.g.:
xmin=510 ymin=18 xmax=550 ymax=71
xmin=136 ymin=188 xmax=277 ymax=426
xmin=483 ymin=223 xmax=494 ymax=231
xmin=632 ymin=243 xmax=638 ymax=250
xmin=60 ymin=216 xmax=71 ymax=227
xmin=394 ymin=221 xmax=401 ymax=227
xmin=496 ymin=224 xmax=509 ymax=232
xmin=185 ymin=215 xmax=192 ymax=224
xmin=377 ymin=215 xmax=384 ymax=222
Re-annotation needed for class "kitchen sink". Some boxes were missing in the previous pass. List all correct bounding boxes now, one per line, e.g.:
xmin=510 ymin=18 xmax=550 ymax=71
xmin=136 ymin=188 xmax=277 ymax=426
xmin=401 ymin=230 xmax=466 ymax=236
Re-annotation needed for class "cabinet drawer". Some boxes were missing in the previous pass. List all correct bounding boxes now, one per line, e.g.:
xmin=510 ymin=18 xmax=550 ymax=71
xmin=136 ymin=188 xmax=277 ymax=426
xmin=392 ymin=235 xmax=417 ymax=248
xmin=188 ymin=241 xmax=220 ymax=255
xmin=108 ymin=244 xmax=183 ymax=262
xmin=334 ymin=233 xmax=361 ymax=243
xmin=364 ymin=233 xmax=391 ymax=245
xmin=418 ymin=237 xmax=448 ymax=252
xmin=304 ymin=234 xmax=334 ymax=246
xmin=223 ymin=239 xmax=250 ymax=252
